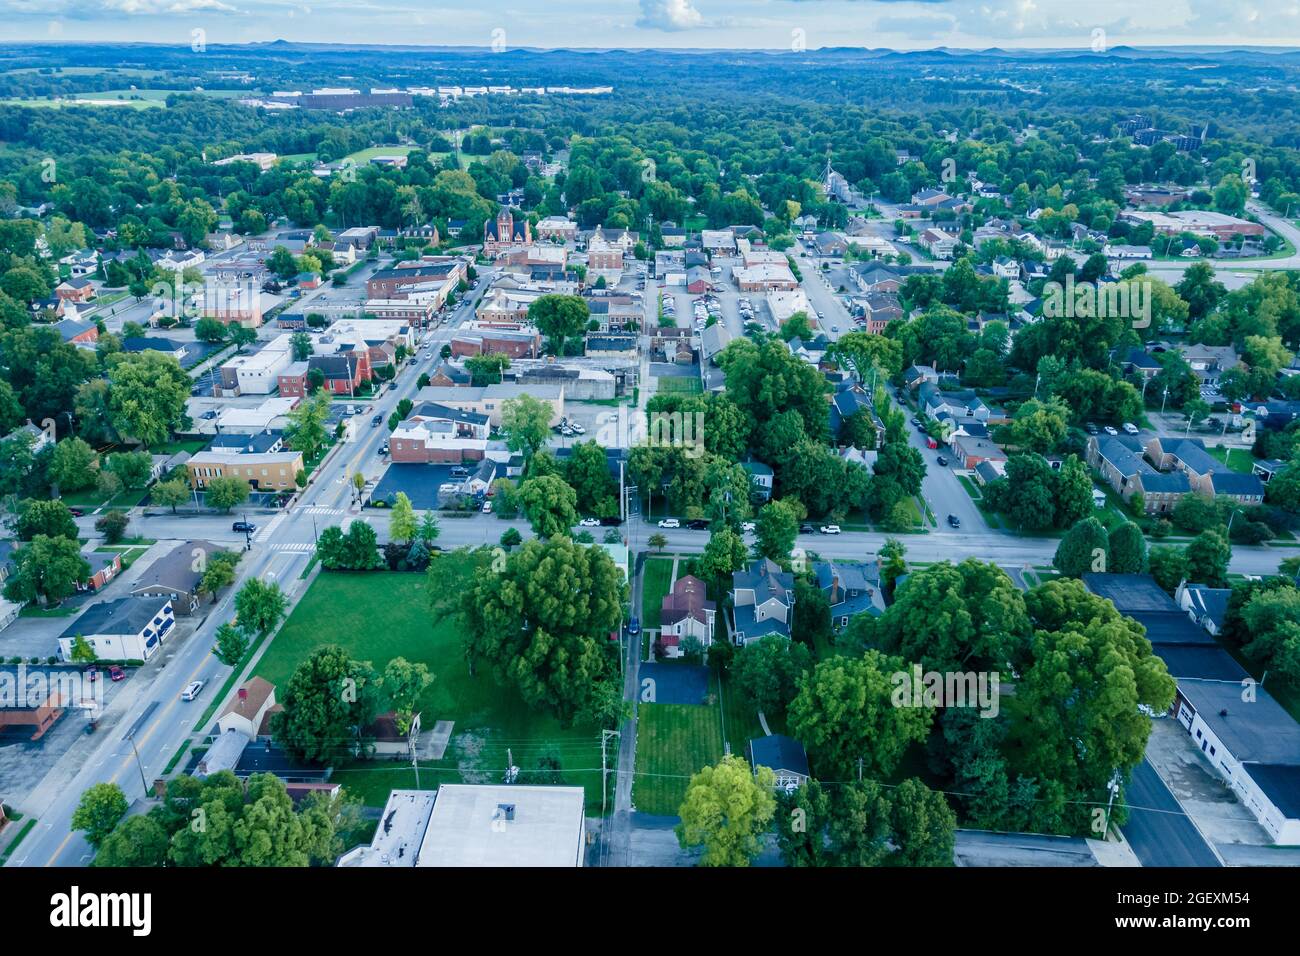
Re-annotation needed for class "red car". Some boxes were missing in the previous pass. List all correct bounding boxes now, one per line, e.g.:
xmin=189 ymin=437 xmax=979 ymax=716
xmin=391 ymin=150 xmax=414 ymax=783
xmin=109 ymin=665 xmax=126 ymax=682
xmin=85 ymin=666 xmax=99 ymax=682
xmin=68 ymin=507 xmax=85 ymax=517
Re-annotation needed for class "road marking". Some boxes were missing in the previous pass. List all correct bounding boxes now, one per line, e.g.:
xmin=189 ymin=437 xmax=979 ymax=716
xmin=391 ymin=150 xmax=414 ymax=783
xmin=253 ymin=513 xmax=287 ymax=543
xmin=298 ymin=506 xmax=344 ymax=516
xmin=271 ymin=542 xmax=314 ymax=552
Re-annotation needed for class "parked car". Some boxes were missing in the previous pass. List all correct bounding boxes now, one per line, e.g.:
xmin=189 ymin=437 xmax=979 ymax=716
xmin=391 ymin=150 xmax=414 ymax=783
xmin=380 ymin=441 xmax=390 ymax=455
xmin=84 ymin=665 xmax=99 ymax=682
xmin=627 ymin=617 xmax=641 ymax=636
xmin=109 ymin=665 xmax=126 ymax=682
xmin=741 ymin=521 xmax=756 ymax=532
xmin=1103 ymin=425 xmax=1118 ymax=436
xmin=181 ymin=680 xmax=204 ymax=702
xmin=68 ymin=508 xmax=85 ymax=518
xmin=911 ymin=418 xmax=921 ymax=427
xmin=579 ymin=518 xmax=601 ymax=527
xmin=1085 ymin=422 xmax=1100 ymax=435
xmin=947 ymin=514 xmax=961 ymax=529
xmin=687 ymin=519 xmax=710 ymax=530
xmin=569 ymin=423 xmax=586 ymax=435
xmin=482 ymin=500 xmax=492 ymax=514
xmin=819 ymin=525 xmax=842 ymax=534
xmin=936 ymin=455 xmax=948 ymax=467
xmin=799 ymin=524 xmax=815 ymax=534
xmin=599 ymin=516 xmax=623 ymax=526
xmin=1122 ymin=422 xmax=1139 ymax=435
xmin=658 ymin=518 xmax=681 ymax=528
xmin=232 ymin=520 xmax=256 ymax=534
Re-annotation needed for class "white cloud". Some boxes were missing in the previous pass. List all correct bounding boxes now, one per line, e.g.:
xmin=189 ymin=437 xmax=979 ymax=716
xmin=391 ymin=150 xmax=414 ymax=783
xmin=637 ymin=0 xmax=705 ymax=31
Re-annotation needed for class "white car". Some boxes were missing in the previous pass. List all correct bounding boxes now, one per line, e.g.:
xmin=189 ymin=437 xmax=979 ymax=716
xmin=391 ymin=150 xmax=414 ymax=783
xmin=181 ymin=680 xmax=205 ymax=702
xmin=658 ymin=518 xmax=681 ymax=529
xmin=579 ymin=518 xmax=600 ymax=527
xmin=741 ymin=521 xmax=756 ymax=532
xmin=570 ymin=423 xmax=586 ymax=435
xmin=819 ymin=525 xmax=842 ymax=535
xmin=1103 ymin=425 xmax=1119 ymax=436
xmin=1122 ymin=422 xmax=1139 ymax=435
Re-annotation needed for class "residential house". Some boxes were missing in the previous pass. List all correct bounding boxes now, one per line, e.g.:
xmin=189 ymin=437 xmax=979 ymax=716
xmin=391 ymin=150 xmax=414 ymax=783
xmin=77 ymin=551 xmax=122 ymax=593
xmin=54 ymin=278 xmax=95 ymax=303
xmin=748 ymin=735 xmax=810 ymax=791
xmin=54 ymin=318 xmax=98 ymax=346
xmin=815 ymin=559 xmax=885 ymax=630
xmin=658 ymin=574 xmax=716 ymax=655
xmin=58 ymin=597 xmax=174 ymax=662
xmin=742 ymin=459 xmax=774 ymax=501
xmin=131 ymin=540 xmax=223 ymax=614
xmin=1144 ymin=436 xmax=1265 ymax=505
xmin=218 ymin=676 xmax=279 ymax=740
xmin=1175 ymin=582 xmax=1232 ymax=637
xmin=1087 ymin=433 xmax=1191 ymax=513
xmin=731 ymin=559 xmax=795 ymax=644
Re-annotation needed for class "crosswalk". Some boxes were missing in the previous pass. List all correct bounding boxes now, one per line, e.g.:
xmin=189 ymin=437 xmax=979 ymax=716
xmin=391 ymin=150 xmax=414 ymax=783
xmin=298 ymin=506 xmax=345 ymax=516
xmin=252 ymin=513 xmax=286 ymax=543
xmin=270 ymin=542 xmax=315 ymax=553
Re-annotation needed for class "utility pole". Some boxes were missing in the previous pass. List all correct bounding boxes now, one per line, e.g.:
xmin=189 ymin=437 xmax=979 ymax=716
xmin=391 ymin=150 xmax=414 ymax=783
xmin=129 ymin=736 xmax=149 ymax=796
xmin=601 ymin=729 xmax=620 ymax=816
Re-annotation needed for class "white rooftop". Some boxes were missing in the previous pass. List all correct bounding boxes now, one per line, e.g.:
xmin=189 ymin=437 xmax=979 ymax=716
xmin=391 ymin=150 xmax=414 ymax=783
xmin=416 ymin=784 xmax=585 ymax=867
xmin=337 ymin=790 xmax=437 ymax=867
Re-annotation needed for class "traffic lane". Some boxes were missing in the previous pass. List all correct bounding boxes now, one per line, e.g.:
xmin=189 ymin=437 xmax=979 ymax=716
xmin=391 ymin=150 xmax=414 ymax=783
xmin=1122 ymin=757 xmax=1221 ymax=867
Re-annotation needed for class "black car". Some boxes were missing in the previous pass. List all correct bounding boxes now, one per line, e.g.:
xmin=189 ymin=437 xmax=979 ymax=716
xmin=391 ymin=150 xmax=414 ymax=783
xmin=1084 ymin=422 xmax=1100 ymax=435
xmin=599 ymin=516 xmax=623 ymax=526
xmin=686 ymin=519 xmax=710 ymax=530
xmin=947 ymin=514 xmax=961 ymax=529
xmin=936 ymin=455 xmax=948 ymax=467
xmin=799 ymin=524 xmax=815 ymax=534
xmin=232 ymin=520 xmax=256 ymax=533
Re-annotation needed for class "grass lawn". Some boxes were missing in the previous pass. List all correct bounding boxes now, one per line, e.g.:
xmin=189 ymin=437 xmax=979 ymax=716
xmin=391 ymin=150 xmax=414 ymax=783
xmin=59 ymin=484 xmax=150 ymax=510
xmin=956 ymin=474 xmax=983 ymax=500
xmin=719 ymin=670 xmax=765 ymax=758
xmin=344 ymin=145 xmax=420 ymax=163
xmin=253 ymin=568 xmax=606 ymax=809
xmin=655 ymin=376 xmax=702 ymax=395
xmin=640 ymin=557 xmax=675 ymax=628
xmin=1207 ymin=445 xmax=1255 ymax=474
xmin=95 ymin=544 xmax=152 ymax=572
xmin=633 ymin=697 xmax=724 ymax=816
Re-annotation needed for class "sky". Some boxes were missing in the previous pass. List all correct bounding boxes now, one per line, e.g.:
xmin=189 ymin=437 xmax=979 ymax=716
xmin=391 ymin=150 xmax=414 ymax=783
xmin=2 ymin=0 xmax=1299 ymax=51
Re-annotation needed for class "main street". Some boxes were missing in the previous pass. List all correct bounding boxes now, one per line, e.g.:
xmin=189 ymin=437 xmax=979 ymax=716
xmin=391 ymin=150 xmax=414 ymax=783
xmin=7 ymin=269 xmax=492 ymax=868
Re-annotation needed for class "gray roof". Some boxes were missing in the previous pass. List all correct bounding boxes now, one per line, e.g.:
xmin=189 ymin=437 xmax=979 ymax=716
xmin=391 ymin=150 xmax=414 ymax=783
xmin=1082 ymin=573 xmax=1178 ymax=613
xmin=733 ymin=559 xmax=794 ymax=604
xmin=60 ymin=596 xmax=170 ymax=640
xmin=132 ymin=540 xmax=222 ymax=596
xmin=1210 ymin=471 xmax=1266 ymax=497
xmin=411 ymin=401 xmax=489 ymax=428
xmin=1128 ymin=610 xmax=1217 ymax=646
xmin=732 ymin=604 xmax=790 ymax=639
xmin=1179 ymin=678 xmax=1300 ymax=765
xmin=749 ymin=735 xmax=810 ymax=778
xmin=1182 ymin=585 xmax=1232 ymax=631
xmin=1242 ymin=764 xmax=1300 ymax=819
xmin=1154 ymin=645 xmax=1249 ymax=682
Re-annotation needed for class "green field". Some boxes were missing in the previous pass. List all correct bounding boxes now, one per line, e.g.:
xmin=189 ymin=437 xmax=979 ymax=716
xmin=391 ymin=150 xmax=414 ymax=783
xmin=344 ymin=145 xmax=420 ymax=163
xmin=1207 ymin=445 xmax=1254 ymax=474
xmin=633 ymin=696 xmax=724 ymax=816
xmin=1 ymin=88 xmax=244 ymax=110
xmin=253 ymin=568 xmax=606 ymax=809
xmin=655 ymin=376 xmax=702 ymax=396
xmin=640 ymin=557 xmax=674 ymax=628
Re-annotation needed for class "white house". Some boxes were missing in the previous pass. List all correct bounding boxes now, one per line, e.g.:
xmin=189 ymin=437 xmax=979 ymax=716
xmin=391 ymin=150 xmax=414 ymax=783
xmin=57 ymin=597 xmax=175 ymax=662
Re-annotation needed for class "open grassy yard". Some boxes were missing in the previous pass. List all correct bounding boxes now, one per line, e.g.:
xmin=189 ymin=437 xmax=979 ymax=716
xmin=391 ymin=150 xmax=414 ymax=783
xmin=640 ymin=557 xmax=675 ymax=628
xmin=655 ymin=376 xmax=702 ymax=395
xmin=254 ymin=567 xmax=606 ymax=809
xmin=1207 ymin=445 xmax=1255 ymax=474
xmin=633 ymin=696 xmax=724 ymax=816
xmin=720 ymin=670 xmax=766 ymax=758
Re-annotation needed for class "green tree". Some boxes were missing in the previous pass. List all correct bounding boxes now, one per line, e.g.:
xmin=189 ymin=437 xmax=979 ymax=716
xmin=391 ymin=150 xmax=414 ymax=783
xmin=389 ymin=491 xmax=418 ymax=544
xmin=16 ymin=498 xmax=79 ymax=541
xmin=205 ymin=475 xmax=250 ymax=512
xmin=1108 ymin=522 xmax=1148 ymax=574
xmin=754 ymin=499 xmax=799 ymax=564
xmin=460 ymin=537 xmax=626 ymax=725
xmin=3 ymin=534 xmax=91 ymax=607
xmin=1054 ymin=517 xmax=1110 ymax=578
xmin=284 ymin=391 xmax=331 ymax=461
xmin=518 ymin=474 xmax=579 ymax=538
xmin=889 ymin=778 xmax=957 ymax=867
xmin=382 ymin=657 xmax=434 ymax=734
xmin=527 ymin=294 xmax=590 ymax=353
xmin=273 ymin=647 xmax=382 ymax=763
xmin=1185 ymin=529 xmax=1231 ymax=588
xmin=213 ymin=621 xmax=250 ymax=666
xmin=731 ymin=635 xmax=813 ymax=721
xmin=107 ymin=450 xmax=153 ymax=489
xmin=151 ymin=477 xmax=191 ymax=513
xmin=92 ymin=814 xmax=170 ymax=867
xmin=105 ymin=351 xmax=189 ymax=448
xmin=675 ymin=754 xmax=777 ymax=867
xmin=71 ymin=782 xmax=128 ymax=848
xmin=234 ymin=578 xmax=287 ymax=637
xmin=501 ymin=394 xmax=553 ymax=462
xmin=697 ymin=527 xmax=749 ymax=595
xmin=789 ymin=650 xmax=933 ymax=779
xmin=49 ymin=436 xmax=98 ymax=492
xmin=94 ymin=508 xmax=130 ymax=545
